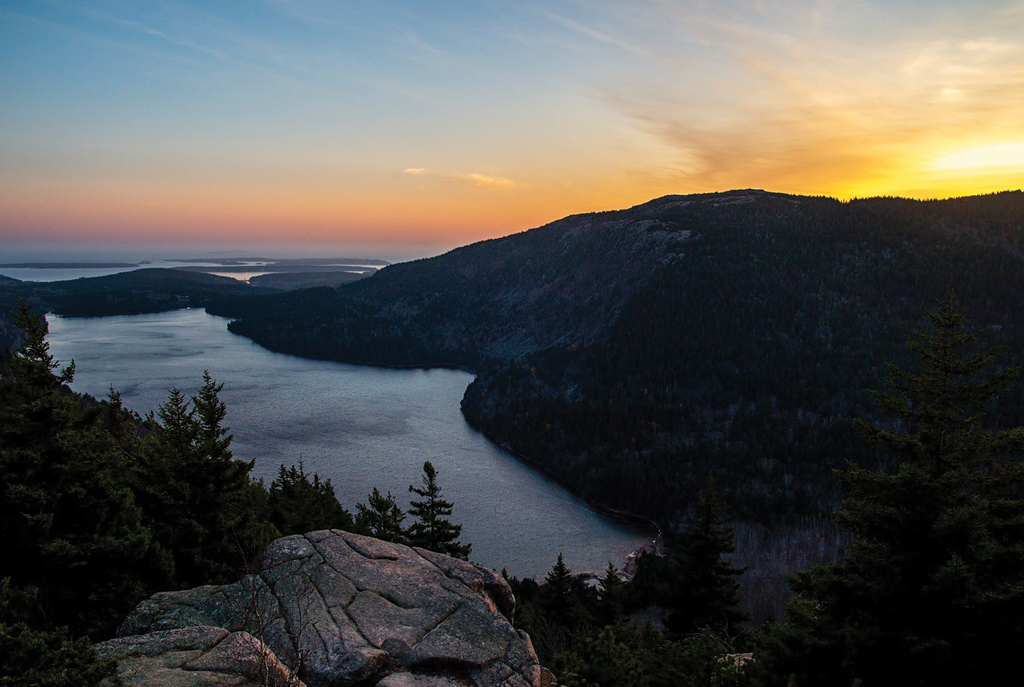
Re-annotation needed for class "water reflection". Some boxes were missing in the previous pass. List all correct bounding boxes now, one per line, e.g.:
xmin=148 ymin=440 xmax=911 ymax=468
xmin=46 ymin=309 xmax=650 ymax=579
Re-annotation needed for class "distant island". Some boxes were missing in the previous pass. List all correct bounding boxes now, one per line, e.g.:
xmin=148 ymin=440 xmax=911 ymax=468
xmin=169 ymin=256 xmax=390 ymax=266
xmin=0 ymin=256 xmax=391 ymax=329
xmin=0 ymin=262 xmax=139 ymax=269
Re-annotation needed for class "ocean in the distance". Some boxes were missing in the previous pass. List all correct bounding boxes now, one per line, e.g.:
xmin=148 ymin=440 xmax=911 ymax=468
xmin=46 ymin=308 xmax=652 ymax=579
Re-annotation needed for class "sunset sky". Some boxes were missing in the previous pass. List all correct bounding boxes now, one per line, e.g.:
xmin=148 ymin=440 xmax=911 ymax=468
xmin=2 ymin=0 xmax=1023 ymax=260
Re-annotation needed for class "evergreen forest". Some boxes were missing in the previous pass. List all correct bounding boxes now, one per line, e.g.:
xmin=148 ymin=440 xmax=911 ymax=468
xmin=3 ymin=290 xmax=1022 ymax=686
xmin=196 ymin=189 xmax=1024 ymax=617
xmin=3 ymin=189 xmax=1024 ymax=686
xmin=0 ymin=304 xmax=470 ymax=684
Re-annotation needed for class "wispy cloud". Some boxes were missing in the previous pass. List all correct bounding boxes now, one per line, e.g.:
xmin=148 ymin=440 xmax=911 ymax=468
xmin=533 ymin=7 xmax=659 ymax=60
xmin=402 ymin=168 xmax=517 ymax=189
xmin=25 ymin=0 xmax=332 ymax=86
xmin=580 ymin=0 xmax=1024 ymax=195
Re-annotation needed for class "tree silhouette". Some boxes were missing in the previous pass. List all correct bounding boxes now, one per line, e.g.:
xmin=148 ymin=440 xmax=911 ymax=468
xmin=665 ymin=474 xmax=747 ymax=636
xmin=541 ymin=553 xmax=577 ymax=623
xmin=406 ymin=461 xmax=471 ymax=559
xmin=141 ymin=373 xmax=267 ymax=587
xmin=355 ymin=488 xmax=407 ymax=544
xmin=596 ymin=562 xmax=624 ymax=625
xmin=760 ymin=291 xmax=1024 ymax=687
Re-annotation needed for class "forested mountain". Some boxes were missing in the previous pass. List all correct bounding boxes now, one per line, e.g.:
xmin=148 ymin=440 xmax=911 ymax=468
xmin=0 ymin=262 xmax=380 ymax=338
xmin=464 ymin=192 xmax=1024 ymax=524
xmin=211 ymin=189 xmax=1024 ymax=531
xmin=208 ymin=197 xmax=698 ymax=366
xmin=0 ymin=268 xmax=255 ymax=320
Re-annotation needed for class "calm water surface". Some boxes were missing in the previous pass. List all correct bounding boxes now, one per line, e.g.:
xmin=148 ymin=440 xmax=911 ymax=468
xmin=46 ymin=309 xmax=651 ymax=579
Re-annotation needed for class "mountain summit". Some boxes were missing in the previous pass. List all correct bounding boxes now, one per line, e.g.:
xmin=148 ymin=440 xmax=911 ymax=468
xmin=213 ymin=189 xmax=1024 ymax=527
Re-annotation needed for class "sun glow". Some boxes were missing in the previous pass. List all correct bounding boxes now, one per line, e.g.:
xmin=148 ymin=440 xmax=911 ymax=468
xmin=2 ymin=1 xmax=1023 ymax=252
xmin=929 ymin=141 xmax=1024 ymax=174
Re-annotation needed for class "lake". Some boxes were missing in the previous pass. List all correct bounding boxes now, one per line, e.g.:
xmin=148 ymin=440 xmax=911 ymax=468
xmin=46 ymin=308 xmax=651 ymax=579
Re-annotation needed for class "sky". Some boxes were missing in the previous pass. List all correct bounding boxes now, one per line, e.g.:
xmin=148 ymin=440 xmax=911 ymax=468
xmin=2 ymin=0 xmax=1023 ymax=260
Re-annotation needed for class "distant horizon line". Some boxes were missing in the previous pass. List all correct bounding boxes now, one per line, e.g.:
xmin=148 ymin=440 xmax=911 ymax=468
xmin=5 ymin=187 xmax=1022 ymax=265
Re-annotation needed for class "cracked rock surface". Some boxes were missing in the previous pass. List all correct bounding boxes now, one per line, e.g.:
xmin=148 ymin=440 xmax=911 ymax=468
xmin=95 ymin=626 xmax=306 ymax=687
xmin=112 ymin=530 xmax=552 ymax=687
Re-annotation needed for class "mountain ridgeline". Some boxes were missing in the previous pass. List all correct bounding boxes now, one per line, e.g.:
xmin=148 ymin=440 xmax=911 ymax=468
xmin=213 ymin=204 xmax=687 ymax=367
xmin=209 ymin=190 xmax=1024 ymax=527
xmin=0 ymin=269 xmax=255 ymax=328
xmin=0 ymin=259 xmax=383 ymax=351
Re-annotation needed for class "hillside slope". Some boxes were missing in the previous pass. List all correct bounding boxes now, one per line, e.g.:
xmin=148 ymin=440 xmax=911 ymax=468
xmin=210 ymin=193 xmax=706 ymax=367
xmin=212 ymin=190 xmax=1024 ymax=525
xmin=1 ymin=268 xmax=256 ymax=320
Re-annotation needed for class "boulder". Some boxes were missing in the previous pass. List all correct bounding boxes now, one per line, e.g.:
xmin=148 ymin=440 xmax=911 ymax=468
xmin=111 ymin=530 xmax=551 ymax=687
xmin=95 ymin=625 xmax=306 ymax=687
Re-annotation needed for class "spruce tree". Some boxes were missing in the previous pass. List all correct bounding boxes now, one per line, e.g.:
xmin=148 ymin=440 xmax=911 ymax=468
xmin=542 ymin=553 xmax=577 ymax=622
xmin=596 ymin=562 xmax=624 ymax=625
xmin=189 ymin=371 xmax=268 ymax=574
xmin=760 ymin=291 xmax=1024 ymax=687
xmin=0 ymin=304 xmax=157 ymax=638
xmin=406 ymin=461 xmax=471 ymax=559
xmin=141 ymin=373 xmax=269 ymax=586
xmin=193 ymin=371 xmax=233 ymax=464
xmin=355 ymin=488 xmax=407 ymax=543
xmin=665 ymin=474 xmax=748 ymax=636
xmin=268 ymin=461 xmax=354 ymax=535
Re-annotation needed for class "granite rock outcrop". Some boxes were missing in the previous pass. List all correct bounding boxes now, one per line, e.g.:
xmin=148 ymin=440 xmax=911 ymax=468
xmin=105 ymin=530 xmax=553 ymax=687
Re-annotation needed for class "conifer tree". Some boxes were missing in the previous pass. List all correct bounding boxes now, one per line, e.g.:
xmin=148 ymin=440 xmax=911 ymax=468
xmin=406 ymin=461 xmax=471 ymax=559
xmin=193 ymin=371 xmax=233 ymax=463
xmin=188 ymin=371 xmax=268 ymax=574
xmin=0 ymin=303 xmax=156 ymax=638
xmin=665 ymin=474 xmax=748 ymax=636
xmin=760 ymin=291 xmax=1024 ymax=687
xmin=355 ymin=488 xmax=407 ymax=543
xmin=596 ymin=562 xmax=624 ymax=625
xmin=542 ymin=553 xmax=577 ymax=622
xmin=268 ymin=461 xmax=353 ymax=535
xmin=141 ymin=373 xmax=268 ymax=586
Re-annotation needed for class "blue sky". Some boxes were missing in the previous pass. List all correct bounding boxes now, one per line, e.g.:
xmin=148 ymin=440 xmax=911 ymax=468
xmin=3 ymin=0 xmax=1022 ymax=258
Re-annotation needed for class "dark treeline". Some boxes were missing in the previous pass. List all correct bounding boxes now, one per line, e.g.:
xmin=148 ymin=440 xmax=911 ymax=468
xmin=194 ymin=190 xmax=1024 ymax=617
xmin=3 ymin=289 xmax=1022 ymax=686
xmin=506 ymin=292 xmax=1024 ymax=686
xmin=0 ymin=304 xmax=468 ymax=684
xmin=463 ymin=192 xmax=1024 ymax=526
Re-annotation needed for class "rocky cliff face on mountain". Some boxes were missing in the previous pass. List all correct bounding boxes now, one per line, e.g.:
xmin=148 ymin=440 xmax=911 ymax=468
xmin=100 ymin=530 xmax=553 ymax=687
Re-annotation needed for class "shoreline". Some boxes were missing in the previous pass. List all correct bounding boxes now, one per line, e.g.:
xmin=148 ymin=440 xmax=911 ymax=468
xmin=218 ymin=310 xmax=668 ymax=575
xmin=458 ymin=418 xmax=667 ymax=579
xmin=472 ymin=430 xmax=662 ymax=536
xmin=45 ymin=306 xmax=667 ymax=582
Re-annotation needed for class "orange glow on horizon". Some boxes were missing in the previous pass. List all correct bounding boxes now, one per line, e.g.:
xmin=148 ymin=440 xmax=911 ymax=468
xmin=3 ymin=1 xmax=1022 ymax=251
xmin=1 ymin=160 xmax=1021 ymax=250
